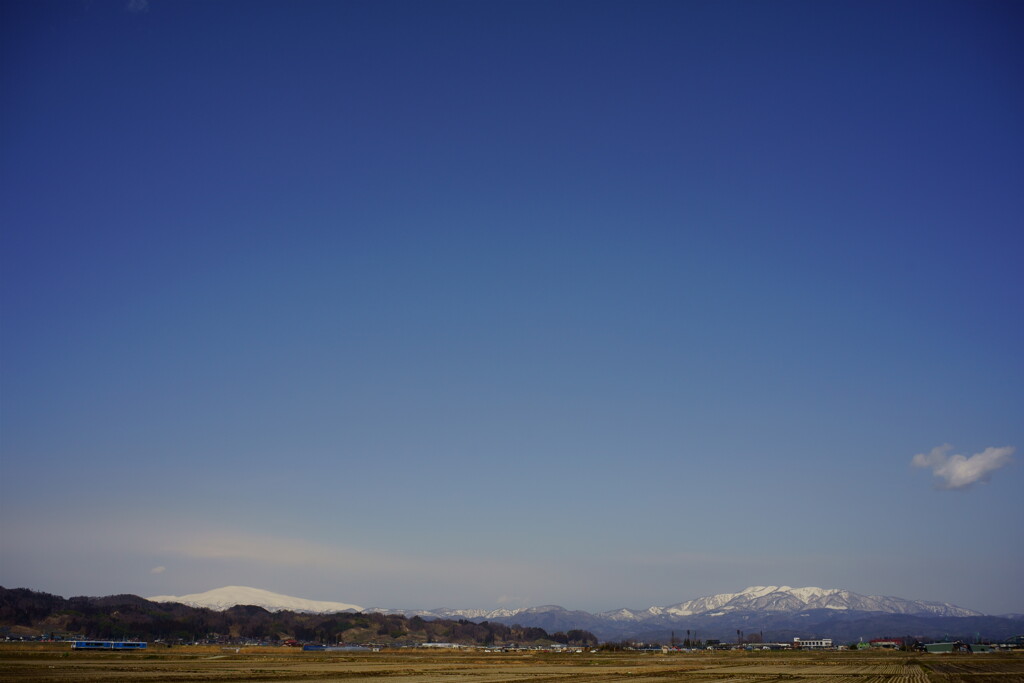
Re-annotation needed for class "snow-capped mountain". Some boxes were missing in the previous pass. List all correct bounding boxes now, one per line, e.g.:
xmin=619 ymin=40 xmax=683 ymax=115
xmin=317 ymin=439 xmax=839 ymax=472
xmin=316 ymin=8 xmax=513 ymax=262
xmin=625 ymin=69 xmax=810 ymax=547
xmin=146 ymin=585 xmax=983 ymax=622
xmin=362 ymin=606 xmax=528 ymax=620
xmin=147 ymin=586 xmax=362 ymax=614
xmin=599 ymin=585 xmax=983 ymax=620
xmin=141 ymin=584 xmax=1017 ymax=642
xmin=148 ymin=581 xmax=978 ymax=618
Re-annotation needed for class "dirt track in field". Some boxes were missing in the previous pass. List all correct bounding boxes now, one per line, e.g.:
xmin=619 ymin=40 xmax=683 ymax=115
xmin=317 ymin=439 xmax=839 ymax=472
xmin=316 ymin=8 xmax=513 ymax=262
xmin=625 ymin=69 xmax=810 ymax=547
xmin=1 ymin=644 xmax=1021 ymax=682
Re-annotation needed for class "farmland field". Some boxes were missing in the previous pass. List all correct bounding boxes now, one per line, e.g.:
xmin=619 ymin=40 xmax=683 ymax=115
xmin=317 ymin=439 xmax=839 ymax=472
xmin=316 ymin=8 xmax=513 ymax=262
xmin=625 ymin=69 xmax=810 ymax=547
xmin=1 ymin=644 xmax=1021 ymax=682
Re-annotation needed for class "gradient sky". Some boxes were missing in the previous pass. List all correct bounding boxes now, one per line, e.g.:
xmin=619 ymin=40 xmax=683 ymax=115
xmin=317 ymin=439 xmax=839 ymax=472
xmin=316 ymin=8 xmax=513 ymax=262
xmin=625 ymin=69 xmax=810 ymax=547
xmin=2 ymin=0 xmax=1022 ymax=616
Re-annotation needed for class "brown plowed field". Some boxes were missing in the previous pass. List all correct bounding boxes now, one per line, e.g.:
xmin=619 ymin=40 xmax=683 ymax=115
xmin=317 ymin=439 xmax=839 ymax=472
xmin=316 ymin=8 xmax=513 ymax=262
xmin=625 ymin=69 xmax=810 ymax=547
xmin=1 ymin=644 xmax=1021 ymax=682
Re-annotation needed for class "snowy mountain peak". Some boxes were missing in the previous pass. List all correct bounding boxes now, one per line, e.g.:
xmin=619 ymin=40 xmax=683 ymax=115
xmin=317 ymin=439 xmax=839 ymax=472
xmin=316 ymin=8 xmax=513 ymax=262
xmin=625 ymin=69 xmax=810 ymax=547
xmin=147 ymin=586 xmax=363 ymax=614
xmin=146 ymin=584 xmax=983 ymax=621
xmin=659 ymin=585 xmax=982 ymax=618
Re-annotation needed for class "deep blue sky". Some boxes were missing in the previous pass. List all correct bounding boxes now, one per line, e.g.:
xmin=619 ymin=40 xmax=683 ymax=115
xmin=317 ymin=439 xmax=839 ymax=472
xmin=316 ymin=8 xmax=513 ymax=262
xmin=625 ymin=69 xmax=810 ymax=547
xmin=2 ymin=0 xmax=1022 ymax=615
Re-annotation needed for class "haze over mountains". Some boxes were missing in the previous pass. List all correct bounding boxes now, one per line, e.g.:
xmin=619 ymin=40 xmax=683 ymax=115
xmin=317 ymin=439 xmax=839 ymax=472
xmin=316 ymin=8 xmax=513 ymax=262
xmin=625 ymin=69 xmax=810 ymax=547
xmin=144 ymin=584 xmax=1019 ymax=641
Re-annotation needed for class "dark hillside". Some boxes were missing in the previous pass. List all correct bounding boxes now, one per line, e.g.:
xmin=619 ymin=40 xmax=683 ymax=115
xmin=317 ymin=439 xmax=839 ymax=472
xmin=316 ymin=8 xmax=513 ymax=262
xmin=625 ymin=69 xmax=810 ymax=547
xmin=0 ymin=587 xmax=596 ymax=647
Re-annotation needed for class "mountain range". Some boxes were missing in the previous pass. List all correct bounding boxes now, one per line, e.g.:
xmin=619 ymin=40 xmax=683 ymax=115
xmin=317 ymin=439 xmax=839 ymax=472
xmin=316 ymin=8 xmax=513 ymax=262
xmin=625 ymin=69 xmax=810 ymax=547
xmin=148 ymin=585 xmax=1020 ymax=641
xmin=147 ymin=584 xmax=984 ymax=619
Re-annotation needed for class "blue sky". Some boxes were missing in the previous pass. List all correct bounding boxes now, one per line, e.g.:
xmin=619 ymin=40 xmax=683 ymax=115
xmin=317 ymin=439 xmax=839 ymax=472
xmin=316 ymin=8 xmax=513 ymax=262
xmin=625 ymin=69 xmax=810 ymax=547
xmin=1 ymin=0 xmax=1022 ymax=615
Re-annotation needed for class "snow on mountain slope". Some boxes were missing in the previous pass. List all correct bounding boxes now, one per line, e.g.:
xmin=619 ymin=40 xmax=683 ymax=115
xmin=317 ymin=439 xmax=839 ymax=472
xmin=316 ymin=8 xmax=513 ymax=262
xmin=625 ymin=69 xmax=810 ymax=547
xmin=656 ymin=585 xmax=982 ymax=618
xmin=598 ymin=606 xmax=667 ymax=622
xmin=147 ymin=586 xmax=362 ymax=613
xmin=147 ymin=584 xmax=983 ymax=620
xmin=363 ymin=606 xmax=528 ymax=619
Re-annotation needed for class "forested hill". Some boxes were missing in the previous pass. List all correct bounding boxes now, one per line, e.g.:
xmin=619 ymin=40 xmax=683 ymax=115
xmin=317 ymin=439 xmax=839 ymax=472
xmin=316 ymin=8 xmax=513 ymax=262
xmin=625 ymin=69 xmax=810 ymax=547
xmin=0 ymin=587 xmax=597 ymax=647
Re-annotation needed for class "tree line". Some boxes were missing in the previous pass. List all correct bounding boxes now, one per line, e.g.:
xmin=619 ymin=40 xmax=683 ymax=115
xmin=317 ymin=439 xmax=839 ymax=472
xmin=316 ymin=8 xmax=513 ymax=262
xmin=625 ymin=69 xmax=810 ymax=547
xmin=0 ymin=587 xmax=597 ymax=647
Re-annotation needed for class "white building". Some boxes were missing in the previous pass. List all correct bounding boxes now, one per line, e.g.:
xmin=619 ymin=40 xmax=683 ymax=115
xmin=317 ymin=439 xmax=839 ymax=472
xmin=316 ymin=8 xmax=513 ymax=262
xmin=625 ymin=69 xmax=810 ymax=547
xmin=793 ymin=637 xmax=832 ymax=649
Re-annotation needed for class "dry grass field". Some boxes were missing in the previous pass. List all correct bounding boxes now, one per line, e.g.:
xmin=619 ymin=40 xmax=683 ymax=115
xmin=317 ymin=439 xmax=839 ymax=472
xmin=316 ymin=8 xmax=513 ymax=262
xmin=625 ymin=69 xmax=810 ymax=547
xmin=1 ymin=643 xmax=1021 ymax=682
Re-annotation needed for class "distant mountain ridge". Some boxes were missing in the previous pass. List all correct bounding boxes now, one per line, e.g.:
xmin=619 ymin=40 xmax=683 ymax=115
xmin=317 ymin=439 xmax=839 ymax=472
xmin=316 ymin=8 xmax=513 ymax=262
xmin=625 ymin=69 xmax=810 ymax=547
xmin=134 ymin=585 xmax=1024 ymax=642
xmin=601 ymin=585 xmax=983 ymax=620
xmin=147 ymin=586 xmax=363 ymax=614
xmin=148 ymin=584 xmax=982 ymax=620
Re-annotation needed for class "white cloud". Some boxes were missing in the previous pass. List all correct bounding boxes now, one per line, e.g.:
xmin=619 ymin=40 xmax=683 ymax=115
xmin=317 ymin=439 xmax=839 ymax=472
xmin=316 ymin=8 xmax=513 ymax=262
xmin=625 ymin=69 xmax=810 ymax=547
xmin=150 ymin=566 xmax=166 ymax=574
xmin=126 ymin=0 xmax=149 ymax=13
xmin=912 ymin=444 xmax=1014 ymax=490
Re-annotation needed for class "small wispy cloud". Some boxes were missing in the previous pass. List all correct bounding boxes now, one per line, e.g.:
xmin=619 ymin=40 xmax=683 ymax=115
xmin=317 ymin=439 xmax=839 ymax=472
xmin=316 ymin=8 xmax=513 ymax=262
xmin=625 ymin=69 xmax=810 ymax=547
xmin=150 ymin=566 xmax=166 ymax=574
xmin=126 ymin=0 xmax=149 ymax=13
xmin=157 ymin=530 xmax=537 ymax=589
xmin=911 ymin=444 xmax=1014 ymax=490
